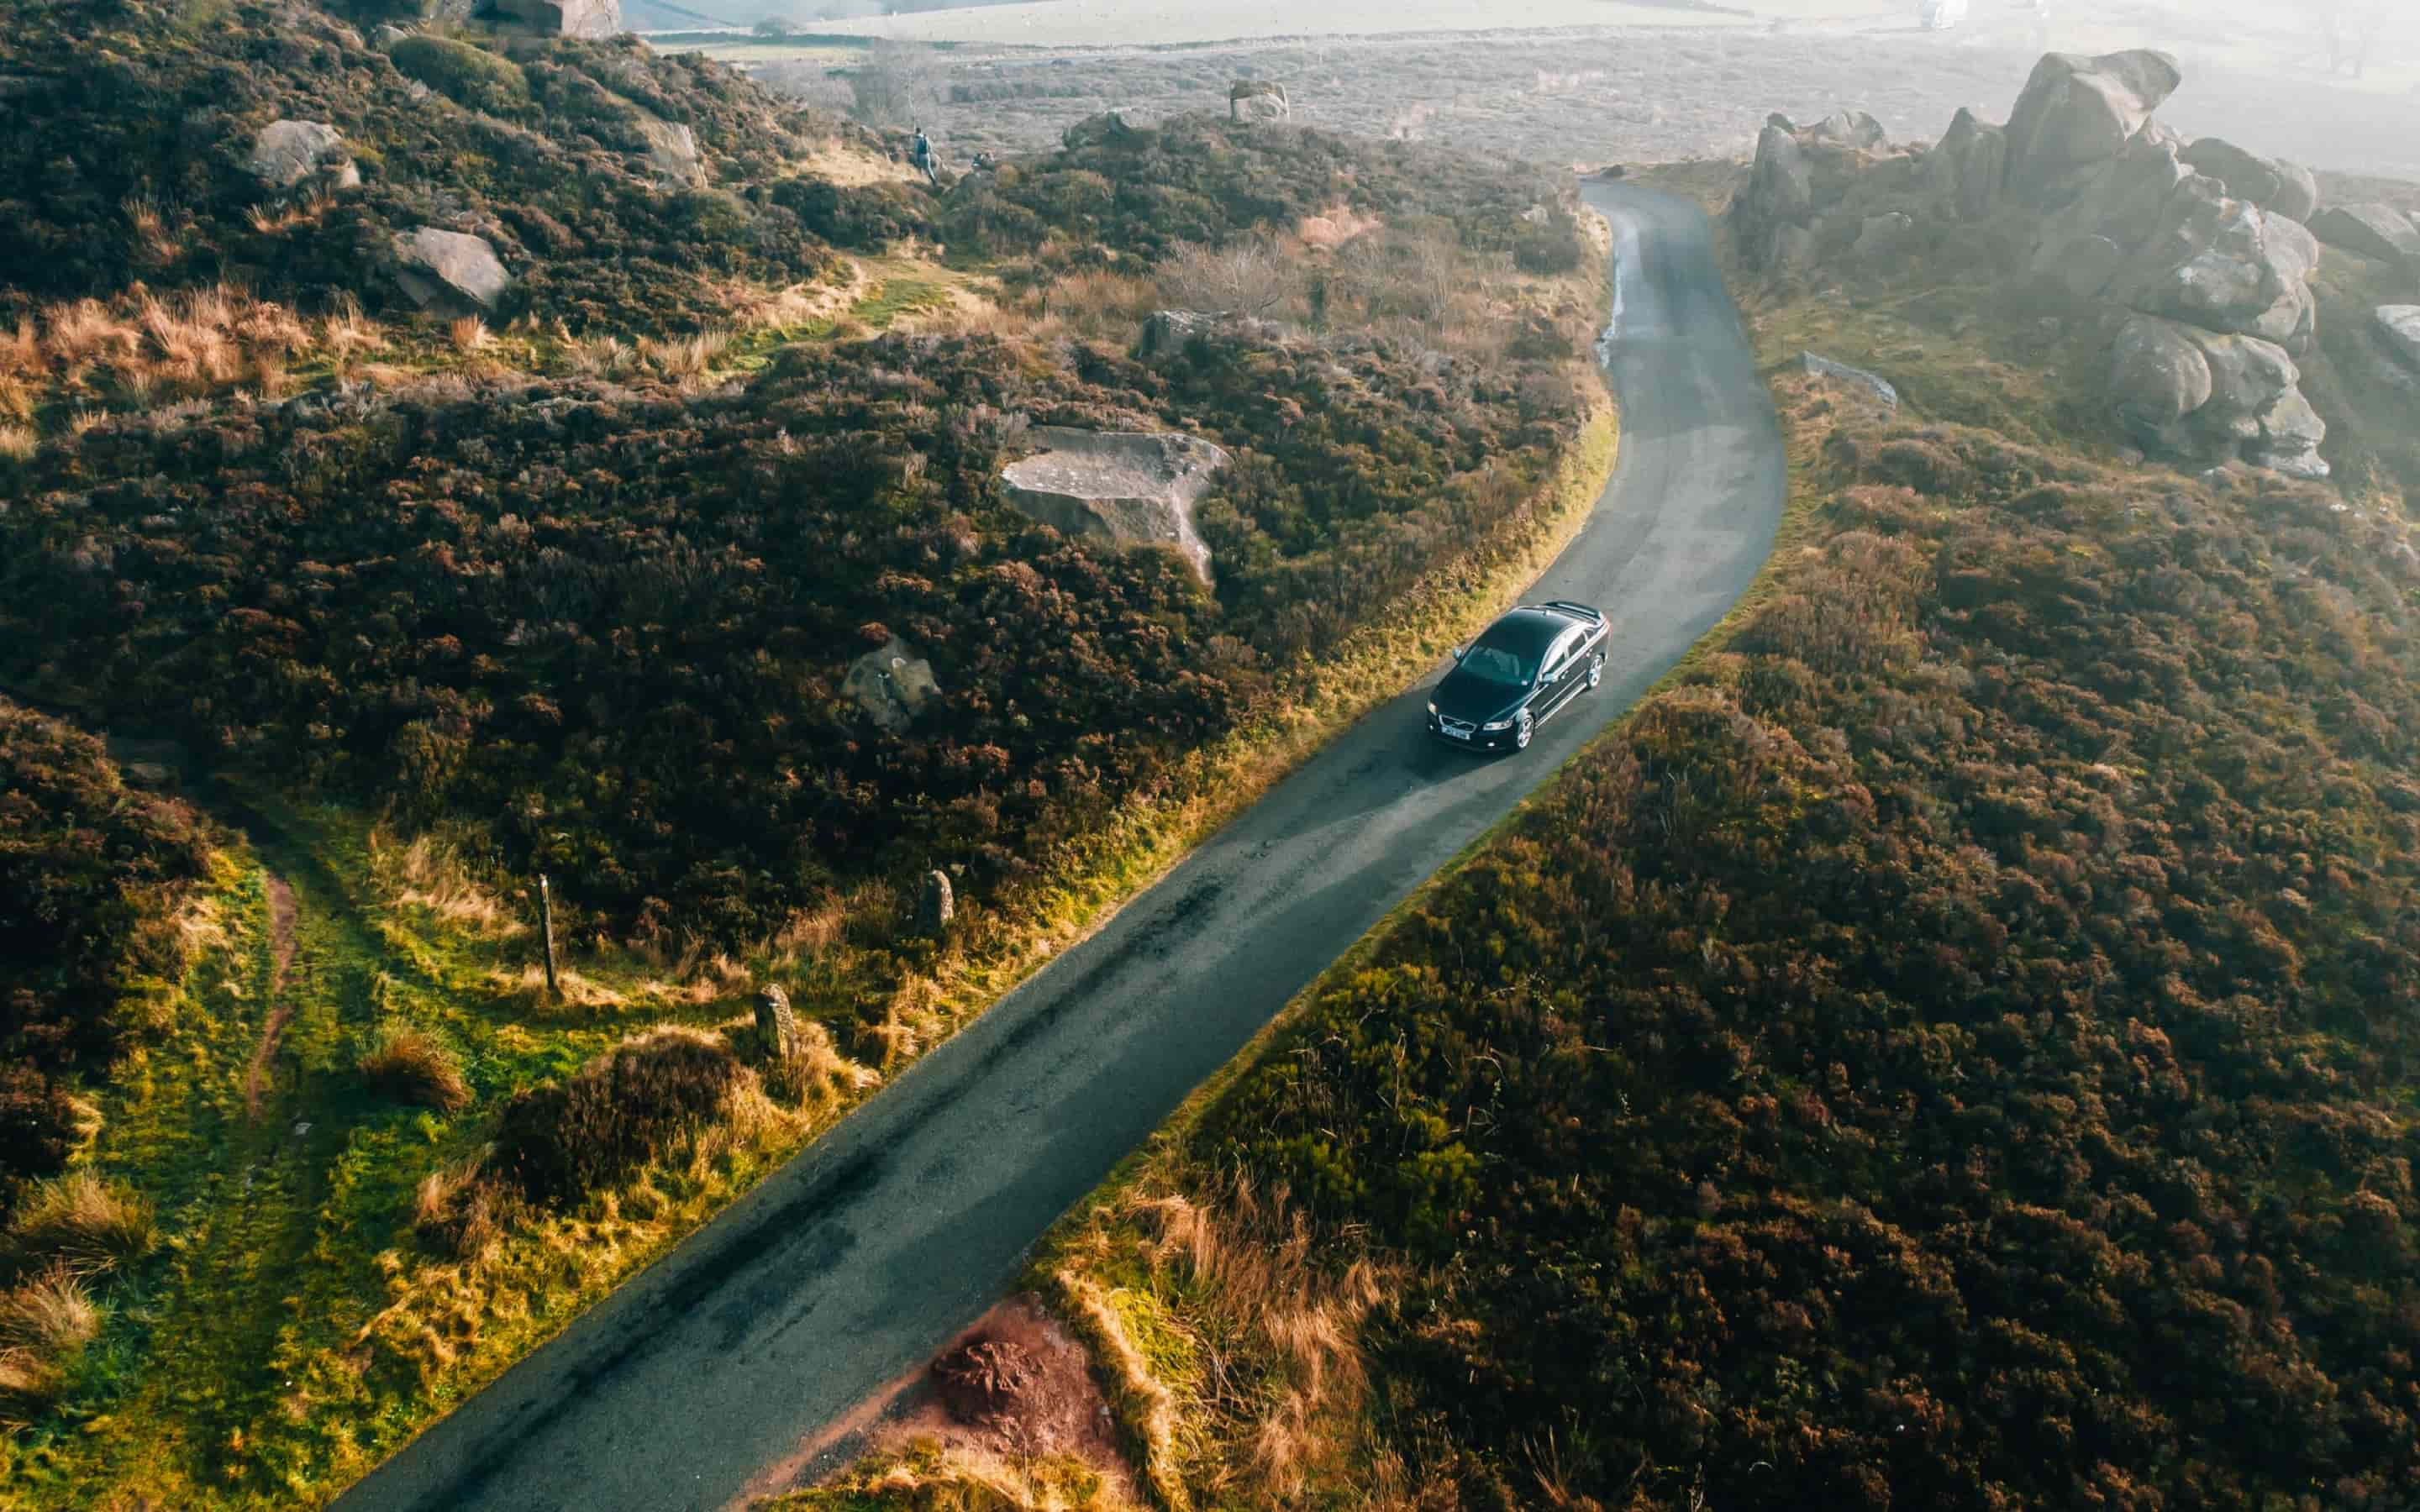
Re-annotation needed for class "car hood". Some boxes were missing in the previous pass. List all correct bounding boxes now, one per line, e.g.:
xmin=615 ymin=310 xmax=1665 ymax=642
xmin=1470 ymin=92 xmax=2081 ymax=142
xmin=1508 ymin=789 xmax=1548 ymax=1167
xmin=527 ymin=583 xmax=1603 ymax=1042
xmin=1434 ymin=667 xmax=1528 ymax=724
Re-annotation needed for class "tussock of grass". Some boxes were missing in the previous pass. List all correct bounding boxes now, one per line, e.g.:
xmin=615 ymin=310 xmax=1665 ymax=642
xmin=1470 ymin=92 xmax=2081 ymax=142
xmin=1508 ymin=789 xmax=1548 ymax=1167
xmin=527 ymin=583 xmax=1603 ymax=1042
xmin=766 ymin=1439 xmax=1127 ymax=1509
xmin=413 ymin=1161 xmax=508 ymax=1263
xmin=5 ymin=1173 xmax=155 ymax=1278
xmin=371 ymin=827 xmax=524 ymax=939
xmin=489 ymin=1026 xmax=756 ymax=1206
xmin=358 ymin=1023 xmax=473 ymax=1114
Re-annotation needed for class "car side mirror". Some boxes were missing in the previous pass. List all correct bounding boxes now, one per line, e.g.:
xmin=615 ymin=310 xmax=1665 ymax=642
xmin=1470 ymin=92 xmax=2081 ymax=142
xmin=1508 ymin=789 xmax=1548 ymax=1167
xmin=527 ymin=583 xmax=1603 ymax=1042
xmin=1450 ymin=646 xmax=1466 ymax=663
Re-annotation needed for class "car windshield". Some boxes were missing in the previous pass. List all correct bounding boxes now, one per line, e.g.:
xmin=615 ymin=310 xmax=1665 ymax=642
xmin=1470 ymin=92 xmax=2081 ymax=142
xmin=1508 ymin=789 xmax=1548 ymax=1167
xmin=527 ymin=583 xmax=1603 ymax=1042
xmin=1461 ymin=643 xmax=1535 ymax=685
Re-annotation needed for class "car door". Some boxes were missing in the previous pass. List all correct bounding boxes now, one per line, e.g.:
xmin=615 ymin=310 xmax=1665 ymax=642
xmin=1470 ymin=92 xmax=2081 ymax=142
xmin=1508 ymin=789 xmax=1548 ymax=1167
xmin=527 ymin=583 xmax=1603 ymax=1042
xmin=1537 ymin=629 xmax=1581 ymax=714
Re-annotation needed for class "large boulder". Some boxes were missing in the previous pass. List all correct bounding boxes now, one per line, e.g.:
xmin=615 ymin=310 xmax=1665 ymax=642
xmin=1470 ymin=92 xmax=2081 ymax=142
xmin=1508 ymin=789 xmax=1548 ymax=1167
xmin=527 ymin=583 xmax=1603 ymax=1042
xmin=844 ymin=636 xmax=941 ymax=734
xmin=1000 ymin=428 xmax=1231 ymax=583
xmin=2002 ymin=50 xmax=2182 ymax=202
xmin=1229 ymin=80 xmax=1289 ymax=123
xmin=1925 ymin=108 xmax=2007 ymax=221
xmin=2309 ymin=203 xmax=2420 ymax=268
xmin=2110 ymin=314 xmax=2212 ymax=436
xmin=2179 ymin=137 xmax=2317 ymax=222
xmin=246 ymin=120 xmax=359 ymax=192
xmin=391 ymin=228 xmax=509 ymax=312
xmin=2376 ymin=306 xmax=2420 ymax=372
xmin=488 ymin=0 xmax=620 ymax=37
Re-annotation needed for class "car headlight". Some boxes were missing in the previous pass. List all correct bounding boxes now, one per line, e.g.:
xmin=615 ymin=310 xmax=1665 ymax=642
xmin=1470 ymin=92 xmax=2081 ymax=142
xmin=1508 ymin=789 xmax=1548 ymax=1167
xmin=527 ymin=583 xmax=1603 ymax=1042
xmin=1426 ymin=701 xmax=1438 ymax=717
xmin=1482 ymin=717 xmax=1514 ymax=731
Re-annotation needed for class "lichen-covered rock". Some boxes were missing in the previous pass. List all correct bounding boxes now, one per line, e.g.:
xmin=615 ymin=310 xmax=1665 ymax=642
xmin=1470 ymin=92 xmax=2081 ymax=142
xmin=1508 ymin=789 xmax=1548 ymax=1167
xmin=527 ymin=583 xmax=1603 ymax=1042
xmin=247 ymin=120 xmax=357 ymax=192
xmin=2110 ymin=314 xmax=2212 ymax=434
xmin=2376 ymin=306 xmax=2420 ymax=372
xmin=1229 ymin=80 xmax=1289 ymax=123
xmin=753 ymin=984 xmax=797 ymax=1060
xmin=843 ymin=636 xmax=941 ymax=734
xmin=2310 ymin=203 xmax=2420 ymax=268
xmin=1001 ymin=428 xmax=1230 ymax=583
xmin=2118 ymin=187 xmax=2317 ymax=350
xmin=391 ymin=227 xmax=509 ymax=312
xmin=633 ymin=113 xmax=702 ymax=185
xmin=2002 ymin=49 xmax=2182 ymax=202
xmin=1801 ymin=352 xmax=1898 ymax=409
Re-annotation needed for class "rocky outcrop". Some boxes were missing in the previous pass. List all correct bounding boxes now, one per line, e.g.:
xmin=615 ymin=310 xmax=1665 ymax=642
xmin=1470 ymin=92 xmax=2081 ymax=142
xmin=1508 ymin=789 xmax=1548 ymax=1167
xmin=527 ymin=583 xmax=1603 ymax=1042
xmin=2109 ymin=315 xmax=2327 ymax=478
xmin=1746 ymin=48 xmax=2336 ymax=479
xmin=1230 ymin=80 xmax=1289 ymax=123
xmin=2376 ymin=307 xmax=2420 ymax=373
xmin=391 ymin=228 xmax=509 ymax=312
xmin=2002 ymin=50 xmax=2182 ymax=201
xmin=487 ymin=0 xmax=620 ymax=38
xmin=2179 ymin=137 xmax=2319 ymax=223
xmin=1001 ymin=428 xmax=1231 ymax=583
xmin=246 ymin=120 xmax=359 ymax=192
xmin=1062 ymin=110 xmax=1155 ymax=150
xmin=844 ymin=635 xmax=941 ymax=733
xmin=2309 ymin=203 xmax=2420 ymax=269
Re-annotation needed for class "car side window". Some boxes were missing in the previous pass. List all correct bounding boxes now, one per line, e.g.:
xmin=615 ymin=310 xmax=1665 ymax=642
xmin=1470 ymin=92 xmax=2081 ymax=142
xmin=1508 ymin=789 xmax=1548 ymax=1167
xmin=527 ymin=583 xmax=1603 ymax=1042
xmin=1543 ymin=630 xmax=1577 ymax=680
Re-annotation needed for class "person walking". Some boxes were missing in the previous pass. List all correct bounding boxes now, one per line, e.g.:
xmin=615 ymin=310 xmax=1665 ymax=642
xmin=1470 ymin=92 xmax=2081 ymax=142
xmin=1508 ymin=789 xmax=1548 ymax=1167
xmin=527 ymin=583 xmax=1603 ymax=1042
xmin=911 ymin=126 xmax=939 ymax=187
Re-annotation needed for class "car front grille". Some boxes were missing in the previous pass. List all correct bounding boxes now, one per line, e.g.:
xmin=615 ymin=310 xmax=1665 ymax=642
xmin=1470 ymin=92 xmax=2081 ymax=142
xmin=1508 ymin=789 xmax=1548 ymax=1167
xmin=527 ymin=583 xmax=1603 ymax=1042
xmin=1438 ymin=715 xmax=1478 ymax=740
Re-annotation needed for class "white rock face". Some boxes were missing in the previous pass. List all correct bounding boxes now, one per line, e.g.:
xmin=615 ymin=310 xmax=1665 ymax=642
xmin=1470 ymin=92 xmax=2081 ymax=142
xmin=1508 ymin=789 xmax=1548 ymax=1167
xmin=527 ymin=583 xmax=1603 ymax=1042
xmin=2376 ymin=307 xmax=2420 ymax=373
xmin=1001 ymin=428 xmax=1232 ymax=584
xmin=392 ymin=228 xmax=510 ymax=312
xmin=633 ymin=114 xmax=702 ymax=184
xmin=490 ymin=0 xmax=621 ymax=37
xmin=247 ymin=120 xmax=355 ymax=191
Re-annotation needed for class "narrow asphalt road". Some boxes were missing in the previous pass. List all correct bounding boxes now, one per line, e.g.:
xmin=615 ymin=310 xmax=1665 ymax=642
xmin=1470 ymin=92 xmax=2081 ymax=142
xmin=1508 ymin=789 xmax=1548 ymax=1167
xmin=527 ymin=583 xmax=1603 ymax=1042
xmin=335 ymin=182 xmax=1785 ymax=1512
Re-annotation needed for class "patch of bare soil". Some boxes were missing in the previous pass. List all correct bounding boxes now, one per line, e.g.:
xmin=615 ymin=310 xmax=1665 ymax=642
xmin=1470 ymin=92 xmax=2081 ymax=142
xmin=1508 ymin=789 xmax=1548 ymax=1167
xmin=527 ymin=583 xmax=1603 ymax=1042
xmin=747 ymin=1294 xmax=1142 ymax=1505
xmin=242 ymin=873 xmax=299 ymax=1120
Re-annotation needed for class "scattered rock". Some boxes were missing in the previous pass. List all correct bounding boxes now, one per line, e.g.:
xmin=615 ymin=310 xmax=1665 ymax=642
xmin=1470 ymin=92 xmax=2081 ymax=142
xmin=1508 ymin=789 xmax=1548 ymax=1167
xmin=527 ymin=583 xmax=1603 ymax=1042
xmin=933 ymin=1337 xmax=1039 ymax=1427
xmin=2002 ymin=49 xmax=2182 ymax=202
xmin=753 ymin=984 xmax=797 ymax=1061
xmin=1000 ymin=427 xmax=1232 ymax=583
xmin=843 ymin=635 xmax=941 ymax=734
xmin=2309 ymin=203 xmax=2420 ymax=268
xmin=1801 ymin=352 xmax=1898 ymax=408
xmin=918 ymin=871 xmax=954 ymax=938
xmin=246 ymin=120 xmax=357 ymax=192
xmin=371 ymin=23 xmax=410 ymax=48
xmin=1229 ymin=80 xmax=1290 ymax=123
xmin=488 ymin=0 xmax=621 ymax=39
xmin=2375 ymin=306 xmax=2420 ymax=372
xmin=632 ymin=113 xmax=702 ymax=185
xmin=1062 ymin=109 xmax=1155 ymax=149
xmin=391 ymin=227 xmax=509 ymax=312
xmin=1135 ymin=308 xmax=1275 ymax=361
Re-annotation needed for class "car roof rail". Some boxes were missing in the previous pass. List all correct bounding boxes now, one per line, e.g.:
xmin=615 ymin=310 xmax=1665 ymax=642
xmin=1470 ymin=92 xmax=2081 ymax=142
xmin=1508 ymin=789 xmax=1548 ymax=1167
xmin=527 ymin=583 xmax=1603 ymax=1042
xmin=1539 ymin=600 xmax=1603 ymax=622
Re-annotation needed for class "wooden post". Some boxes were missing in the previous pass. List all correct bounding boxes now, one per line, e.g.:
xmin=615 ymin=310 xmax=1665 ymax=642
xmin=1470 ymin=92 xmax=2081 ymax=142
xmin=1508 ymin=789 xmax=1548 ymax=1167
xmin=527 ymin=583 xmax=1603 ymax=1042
xmin=539 ymin=871 xmax=560 ymax=1000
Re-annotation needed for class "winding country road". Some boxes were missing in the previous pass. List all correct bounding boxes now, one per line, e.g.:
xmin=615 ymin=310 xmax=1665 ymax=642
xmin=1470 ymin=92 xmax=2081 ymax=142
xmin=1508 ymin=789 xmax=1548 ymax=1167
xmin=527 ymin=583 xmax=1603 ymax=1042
xmin=335 ymin=181 xmax=1786 ymax=1512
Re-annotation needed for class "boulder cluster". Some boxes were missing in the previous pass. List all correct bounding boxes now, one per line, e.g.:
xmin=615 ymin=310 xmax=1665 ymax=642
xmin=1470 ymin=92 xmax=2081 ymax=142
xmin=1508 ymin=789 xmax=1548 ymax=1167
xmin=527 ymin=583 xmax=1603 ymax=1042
xmin=1732 ymin=49 xmax=2420 ymax=479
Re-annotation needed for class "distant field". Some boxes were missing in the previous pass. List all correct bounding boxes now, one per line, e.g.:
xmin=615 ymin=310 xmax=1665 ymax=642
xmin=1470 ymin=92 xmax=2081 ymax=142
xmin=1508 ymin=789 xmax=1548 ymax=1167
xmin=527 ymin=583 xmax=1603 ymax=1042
xmin=787 ymin=0 xmax=1788 ymax=46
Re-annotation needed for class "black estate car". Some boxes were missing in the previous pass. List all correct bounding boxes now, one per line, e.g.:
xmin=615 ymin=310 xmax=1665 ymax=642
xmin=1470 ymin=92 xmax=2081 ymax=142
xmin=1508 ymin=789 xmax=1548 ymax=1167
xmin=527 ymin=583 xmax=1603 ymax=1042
xmin=1427 ymin=601 xmax=1610 ymax=753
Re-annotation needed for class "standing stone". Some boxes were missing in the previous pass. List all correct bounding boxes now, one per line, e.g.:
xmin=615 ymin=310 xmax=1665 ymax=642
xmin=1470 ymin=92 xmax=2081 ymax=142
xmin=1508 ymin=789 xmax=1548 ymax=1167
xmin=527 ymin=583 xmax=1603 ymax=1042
xmin=754 ymin=984 xmax=797 ymax=1060
xmin=918 ymin=870 xmax=955 ymax=938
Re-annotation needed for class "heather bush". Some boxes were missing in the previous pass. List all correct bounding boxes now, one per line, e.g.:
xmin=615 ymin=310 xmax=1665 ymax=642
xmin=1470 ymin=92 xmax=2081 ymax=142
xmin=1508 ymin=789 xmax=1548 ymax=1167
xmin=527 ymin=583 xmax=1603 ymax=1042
xmin=489 ymin=1028 xmax=750 ymax=1205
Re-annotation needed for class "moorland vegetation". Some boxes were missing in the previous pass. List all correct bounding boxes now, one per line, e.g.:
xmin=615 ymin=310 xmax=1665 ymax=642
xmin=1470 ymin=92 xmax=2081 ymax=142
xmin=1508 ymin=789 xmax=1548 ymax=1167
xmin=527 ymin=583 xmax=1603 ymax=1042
xmin=0 ymin=0 xmax=1614 ymax=1497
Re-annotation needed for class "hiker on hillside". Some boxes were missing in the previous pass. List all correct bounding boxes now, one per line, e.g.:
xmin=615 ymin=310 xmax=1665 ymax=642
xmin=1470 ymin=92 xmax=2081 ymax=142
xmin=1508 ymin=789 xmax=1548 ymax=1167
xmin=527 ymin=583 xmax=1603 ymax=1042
xmin=911 ymin=126 xmax=939 ymax=186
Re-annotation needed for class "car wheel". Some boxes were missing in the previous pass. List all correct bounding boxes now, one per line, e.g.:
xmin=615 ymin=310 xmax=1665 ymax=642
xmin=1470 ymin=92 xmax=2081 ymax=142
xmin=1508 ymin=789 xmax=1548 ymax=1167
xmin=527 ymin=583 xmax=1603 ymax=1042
xmin=1514 ymin=711 xmax=1533 ymax=750
xmin=1586 ymin=654 xmax=1604 ymax=692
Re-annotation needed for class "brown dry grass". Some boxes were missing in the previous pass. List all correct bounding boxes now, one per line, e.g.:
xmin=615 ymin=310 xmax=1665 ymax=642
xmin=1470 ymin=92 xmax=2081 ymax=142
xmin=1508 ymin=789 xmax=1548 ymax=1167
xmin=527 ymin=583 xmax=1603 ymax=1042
xmin=5 ymin=1173 xmax=156 ymax=1278
xmin=358 ymin=1023 xmax=474 ymax=1114
xmin=1 ymin=283 xmax=321 ymax=413
xmin=0 ymin=1269 xmax=98 ymax=1425
xmin=370 ymin=827 xmax=524 ymax=939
